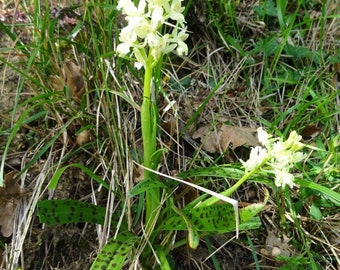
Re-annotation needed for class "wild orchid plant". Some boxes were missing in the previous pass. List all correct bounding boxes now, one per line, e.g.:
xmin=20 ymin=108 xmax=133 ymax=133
xmin=116 ymin=0 xmax=188 ymax=230
xmin=198 ymin=128 xmax=306 ymax=208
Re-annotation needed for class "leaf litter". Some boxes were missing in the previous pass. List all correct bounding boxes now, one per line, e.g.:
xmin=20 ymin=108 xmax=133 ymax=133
xmin=0 ymin=171 xmax=22 ymax=237
xmin=49 ymin=60 xmax=86 ymax=103
xmin=192 ymin=124 xmax=259 ymax=152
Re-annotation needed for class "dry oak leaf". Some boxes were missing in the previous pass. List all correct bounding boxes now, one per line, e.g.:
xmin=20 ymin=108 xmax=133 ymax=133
xmin=0 ymin=171 xmax=22 ymax=237
xmin=192 ymin=124 xmax=259 ymax=153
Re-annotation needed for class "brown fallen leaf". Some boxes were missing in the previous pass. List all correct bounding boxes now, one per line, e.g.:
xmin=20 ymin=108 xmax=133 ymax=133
xmin=0 ymin=171 xmax=22 ymax=237
xmin=161 ymin=117 xmax=177 ymax=138
xmin=49 ymin=60 xmax=86 ymax=103
xmin=49 ymin=74 xmax=64 ymax=92
xmin=192 ymin=125 xmax=221 ymax=153
xmin=220 ymin=125 xmax=259 ymax=150
xmin=300 ymin=124 xmax=321 ymax=140
xmin=63 ymin=60 xmax=85 ymax=103
xmin=192 ymin=124 xmax=259 ymax=153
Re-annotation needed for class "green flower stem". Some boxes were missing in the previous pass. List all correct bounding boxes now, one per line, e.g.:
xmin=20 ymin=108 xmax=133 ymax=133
xmin=200 ymin=158 xmax=270 ymax=207
xmin=141 ymin=53 xmax=160 ymax=227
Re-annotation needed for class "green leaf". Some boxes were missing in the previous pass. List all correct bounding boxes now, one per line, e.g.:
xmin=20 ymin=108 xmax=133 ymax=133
xmin=161 ymin=202 xmax=261 ymax=233
xmin=161 ymin=191 xmax=268 ymax=234
xmin=0 ymin=22 xmax=29 ymax=54
xmin=177 ymin=165 xmax=272 ymax=189
xmin=17 ymin=112 xmax=80 ymax=179
xmin=309 ymin=203 xmax=323 ymax=221
xmin=48 ymin=163 xmax=109 ymax=190
xmin=283 ymin=44 xmax=324 ymax=64
xmin=251 ymin=36 xmax=279 ymax=57
xmin=181 ymin=74 xmax=229 ymax=136
xmin=240 ymin=203 xmax=265 ymax=223
xmin=253 ymin=0 xmax=277 ymax=17
xmin=90 ymin=231 xmax=139 ymax=270
xmin=48 ymin=167 xmax=69 ymax=190
xmin=161 ymin=203 xmax=236 ymax=233
xmin=168 ymin=76 xmax=191 ymax=92
xmin=37 ymin=200 xmax=106 ymax=225
xmin=129 ymin=179 xmax=167 ymax=197
xmin=240 ymin=188 xmax=269 ymax=222
xmin=177 ymin=165 xmax=244 ymax=180
xmin=296 ymin=179 xmax=340 ymax=206
xmin=170 ymin=201 xmax=200 ymax=249
xmin=155 ymin=246 xmax=172 ymax=270
xmin=247 ymin=234 xmax=261 ymax=270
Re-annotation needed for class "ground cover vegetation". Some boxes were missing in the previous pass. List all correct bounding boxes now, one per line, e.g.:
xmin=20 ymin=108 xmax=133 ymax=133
xmin=0 ymin=0 xmax=339 ymax=269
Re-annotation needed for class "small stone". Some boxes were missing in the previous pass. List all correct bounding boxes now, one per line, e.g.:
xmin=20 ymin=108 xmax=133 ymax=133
xmin=76 ymin=130 xmax=90 ymax=146
xmin=271 ymin=246 xmax=281 ymax=257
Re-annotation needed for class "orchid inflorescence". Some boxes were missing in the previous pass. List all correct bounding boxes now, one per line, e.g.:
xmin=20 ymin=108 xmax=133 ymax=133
xmin=115 ymin=0 xmax=189 ymax=227
xmin=116 ymin=0 xmax=188 ymax=68
xmin=241 ymin=128 xmax=306 ymax=188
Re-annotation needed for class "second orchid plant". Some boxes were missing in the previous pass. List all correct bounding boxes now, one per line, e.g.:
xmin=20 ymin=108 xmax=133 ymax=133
xmin=241 ymin=127 xmax=306 ymax=188
xmin=199 ymin=127 xmax=306 ymax=208
xmin=116 ymin=0 xmax=188 ymax=228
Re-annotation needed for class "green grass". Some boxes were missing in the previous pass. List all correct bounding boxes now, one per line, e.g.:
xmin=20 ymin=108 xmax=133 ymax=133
xmin=0 ymin=0 xmax=339 ymax=269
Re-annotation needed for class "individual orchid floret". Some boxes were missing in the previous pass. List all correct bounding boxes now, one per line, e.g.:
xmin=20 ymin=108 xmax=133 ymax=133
xmin=117 ymin=0 xmax=146 ymax=18
xmin=241 ymin=146 xmax=268 ymax=172
xmin=283 ymin=130 xmax=305 ymax=151
xmin=257 ymin=127 xmax=274 ymax=149
xmin=168 ymin=0 xmax=185 ymax=22
xmin=274 ymin=168 xmax=295 ymax=188
xmin=174 ymin=28 xmax=189 ymax=55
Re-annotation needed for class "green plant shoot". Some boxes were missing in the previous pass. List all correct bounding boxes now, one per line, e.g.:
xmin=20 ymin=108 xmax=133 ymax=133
xmin=115 ymin=0 xmax=189 ymax=227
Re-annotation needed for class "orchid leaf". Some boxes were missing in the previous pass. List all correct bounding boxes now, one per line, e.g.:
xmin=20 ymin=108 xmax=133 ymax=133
xmin=90 ymin=231 xmax=139 ymax=270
